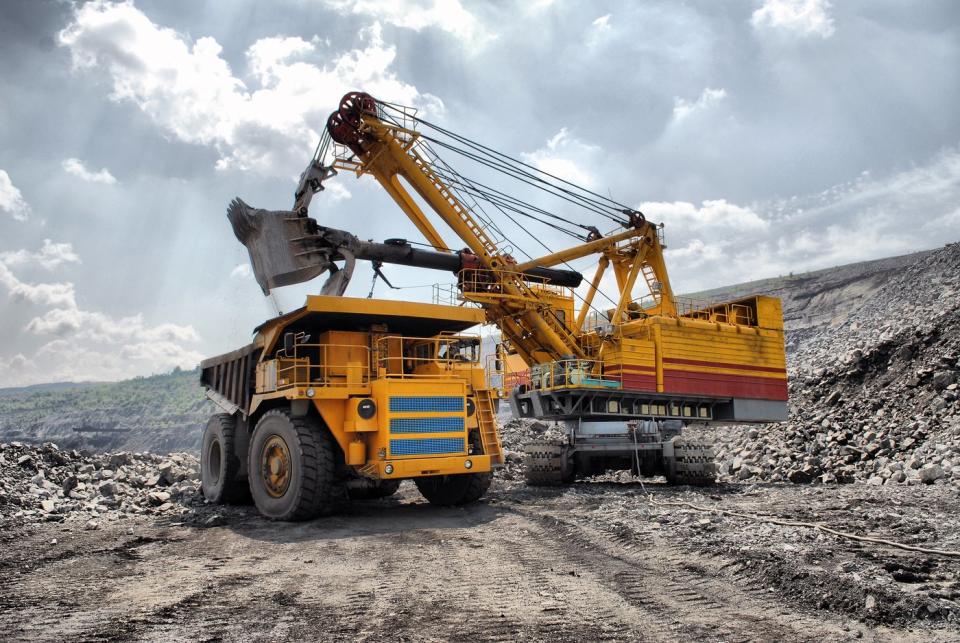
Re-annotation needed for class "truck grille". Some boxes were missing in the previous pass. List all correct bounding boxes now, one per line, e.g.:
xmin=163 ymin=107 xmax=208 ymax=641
xmin=390 ymin=417 xmax=464 ymax=434
xmin=389 ymin=396 xmax=464 ymax=413
xmin=390 ymin=438 xmax=465 ymax=456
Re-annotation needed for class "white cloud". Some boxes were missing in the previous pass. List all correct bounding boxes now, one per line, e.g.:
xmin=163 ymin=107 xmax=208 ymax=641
xmin=592 ymin=14 xmax=611 ymax=29
xmin=323 ymin=0 xmax=490 ymax=48
xmin=25 ymin=307 xmax=200 ymax=344
xmin=62 ymin=158 xmax=118 ymax=184
xmin=672 ymin=87 xmax=727 ymax=122
xmin=657 ymin=146 xmax=960 ymax=293
xmin=526 ymin=0 xmax=558 ymax=12
xmin=246 ymin=36 xmax=315 ymax=85
xmin=587 ymin=13 xmax=612 ymax=48
xmin=0 ymin=240 xmax=81 ymax=307
xmin=668 ymin=238 xmax=724 ymax=263
xmin=0 ymin=264 xmax=77 ymax=308
xmin=0 ymin=239 xmax=81 ymax=271
xmin=751 ymin=0 xmax=835 ymax=39
xmin=230 ymin=263 xmax=252 ymax=278
xmin=521 ymin=128 xmax=600 ymax=188
xmin=639 ymin=199 xmax=768 ymax=231
xmin=0 ymin=237 xmax=203 ymax=386
xmin=59 ymin=2 xmax=443 ymax=176
xmin=14 ymin=306 xmax=203 ymax=384
xmin=0 ymin=169 xmax=30 ymax=221
xmin=324 ymin=181 xmax=352 ymax=201
xmin=5 ymin=337 xmax=203 ymax=386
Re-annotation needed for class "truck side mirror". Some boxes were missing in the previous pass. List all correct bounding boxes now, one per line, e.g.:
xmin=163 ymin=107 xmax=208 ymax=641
xmin=283 ymin=332 xmax=295 ymax=354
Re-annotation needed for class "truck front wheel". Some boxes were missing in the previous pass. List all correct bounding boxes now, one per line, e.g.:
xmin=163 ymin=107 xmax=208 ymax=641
xmin=248 ymin=409 xmax=345 ymax=520
xmin=414 ymin=472 xmax=492 ymax=506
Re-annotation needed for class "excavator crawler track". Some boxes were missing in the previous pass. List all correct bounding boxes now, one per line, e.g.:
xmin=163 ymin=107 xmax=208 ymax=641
xmin=523 ymin=440 xmax=573 ymax=486
xmin=666 ymin=438 xmax=717 ymax=487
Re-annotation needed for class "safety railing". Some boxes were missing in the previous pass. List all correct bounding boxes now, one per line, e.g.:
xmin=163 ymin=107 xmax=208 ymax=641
xmin=432 ymin=282 xmax=480 ymax=307
xmin=673 ymin=297 xmax=757 ymax=325
xmin=484 ymin=354 xmax=531 ymax=395
xmin=583 ymin=296 xmax=757 ymax=327
xmin=529 ymin=359 xmax=622 ymax=391
xmin=457 ymin=268 xmax=573 ymax=301
xmin=272 ymin=343 xmax=371 ymax=390
xmin=375 ymin=334 xmax=482 ymax=378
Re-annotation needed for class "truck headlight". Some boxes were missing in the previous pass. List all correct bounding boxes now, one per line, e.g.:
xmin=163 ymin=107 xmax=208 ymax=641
xmin=385 ymin=464 xmax=394 ymax=475
xmin=357 ymin=398 xmax=376 ymax=419
xmin=464 ymin=459 xmax=473 ymax=470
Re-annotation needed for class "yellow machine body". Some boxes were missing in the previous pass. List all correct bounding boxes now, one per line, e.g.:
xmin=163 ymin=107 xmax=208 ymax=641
xmin=202 ymin=295 xmax=503 ymax=481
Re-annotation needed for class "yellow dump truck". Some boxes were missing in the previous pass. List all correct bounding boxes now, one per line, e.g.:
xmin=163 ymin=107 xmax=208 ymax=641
xmin=200 ymin=295 xmax=502 ymax=520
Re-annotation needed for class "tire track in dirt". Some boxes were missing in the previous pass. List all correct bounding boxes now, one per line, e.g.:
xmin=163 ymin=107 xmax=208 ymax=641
xmin=511 ymin=505 xmax=862 ymax=642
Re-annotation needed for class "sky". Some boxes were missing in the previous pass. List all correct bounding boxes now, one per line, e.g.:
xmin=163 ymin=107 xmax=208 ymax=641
xmin=1 ymin=0 xmax=958 ymax=386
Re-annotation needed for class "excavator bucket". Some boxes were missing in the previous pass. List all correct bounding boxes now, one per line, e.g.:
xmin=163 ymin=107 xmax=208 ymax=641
xmin=226 ymin=198 xmax=333 ymax=295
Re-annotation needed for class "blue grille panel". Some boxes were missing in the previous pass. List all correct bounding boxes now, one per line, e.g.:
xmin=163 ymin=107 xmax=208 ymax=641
xmin=390 ymin=438 xmax=465 ymax=456
xmin=390 ymin=417 xmax=465 ymax=434
xmin=389 ymin=396 xmax=464 ymax=413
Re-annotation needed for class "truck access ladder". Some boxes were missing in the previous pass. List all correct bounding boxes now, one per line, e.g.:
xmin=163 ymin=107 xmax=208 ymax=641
xmin=476 ymin=388 xmax=504 ymax=466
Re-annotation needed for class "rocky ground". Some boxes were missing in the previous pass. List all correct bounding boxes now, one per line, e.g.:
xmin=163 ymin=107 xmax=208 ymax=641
xmin=0 ymin=442 xmax=214 ymax=532
xmin=2 ymin=440 xmax=960 ymax=641
xmin=706 ymin=242 xmax=960 ymax=487
xmin=3 ymin=243 xmax=960 ymax=640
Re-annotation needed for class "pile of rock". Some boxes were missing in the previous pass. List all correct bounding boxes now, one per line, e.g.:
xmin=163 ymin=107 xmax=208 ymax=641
xmin=0 ymin=441 xmax=200 ymax=527
xmin=712 ymin=243 xmax=960 ymax=486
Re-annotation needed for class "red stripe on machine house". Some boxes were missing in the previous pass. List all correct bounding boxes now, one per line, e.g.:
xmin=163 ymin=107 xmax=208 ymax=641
xmin=619 ymin=373 xmax=657 ymax=392
xmin=663 ymin=369 xmax=788 ymax=401
xmin=663 ymin=357 xmax=786 ymax=375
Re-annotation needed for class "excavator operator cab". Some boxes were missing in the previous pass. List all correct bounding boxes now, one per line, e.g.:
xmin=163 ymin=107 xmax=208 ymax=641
xmin=402 ymin=334 xmax=480 ymax=375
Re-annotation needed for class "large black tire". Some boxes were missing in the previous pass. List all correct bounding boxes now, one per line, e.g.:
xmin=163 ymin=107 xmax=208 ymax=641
xmin=414 ymin=473 xmax=492 ymax=506
xmin=201 ymin=413 xmax=250 ymax=504
xmin=523 ymin=440 xmax=574 ymax=486
xmin=247 ymin=409 xmax=345 ymax=521
xmin=348 ymin=479 xmax=402 ymax=501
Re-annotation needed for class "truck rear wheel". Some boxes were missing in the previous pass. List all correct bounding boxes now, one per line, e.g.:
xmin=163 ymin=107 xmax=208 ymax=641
xmin=248 ymin=409 xmax=345 ymax=521
xmin=201 ymin=413 xmax=250 ymax=504
xmin=414 ymin=473 xmax=491 ymax=506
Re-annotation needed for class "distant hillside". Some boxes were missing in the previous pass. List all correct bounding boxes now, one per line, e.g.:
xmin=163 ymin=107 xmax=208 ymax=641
xmin=0 ymin=368 xmax=212 ymax=453
xmin=0 ymin=381 xmax=104 ymax=397
xmin=685 ymin=249 xmax=932 ymax=331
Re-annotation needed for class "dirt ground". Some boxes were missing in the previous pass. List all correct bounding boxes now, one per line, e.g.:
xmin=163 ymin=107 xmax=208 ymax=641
xmin=2 ymin=477 xmax=960 ymax=642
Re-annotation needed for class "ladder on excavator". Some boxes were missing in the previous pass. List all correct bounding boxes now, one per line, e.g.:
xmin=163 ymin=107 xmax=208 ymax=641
xmin=475 ymin=388 xmax=504 ymax=466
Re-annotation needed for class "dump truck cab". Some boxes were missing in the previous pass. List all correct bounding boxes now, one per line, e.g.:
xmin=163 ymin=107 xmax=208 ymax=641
xmin=199 ymin=295 xmax=502 ymax=520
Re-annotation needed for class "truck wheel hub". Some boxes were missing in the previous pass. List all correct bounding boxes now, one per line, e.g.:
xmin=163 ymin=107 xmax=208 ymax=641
xmin=261 ymin=435 xmax=292 ymax=498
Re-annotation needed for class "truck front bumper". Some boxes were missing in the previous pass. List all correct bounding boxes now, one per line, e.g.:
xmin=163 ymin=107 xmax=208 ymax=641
xmin=373 ymin=454 xmax=493 ymax=479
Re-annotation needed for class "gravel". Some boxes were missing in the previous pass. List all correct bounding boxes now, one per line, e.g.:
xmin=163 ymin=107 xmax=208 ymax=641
xmin=708 ymin=242 xmax=960 ymax=486
xmin=0 ymin=441 xmax=202 ymax=528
